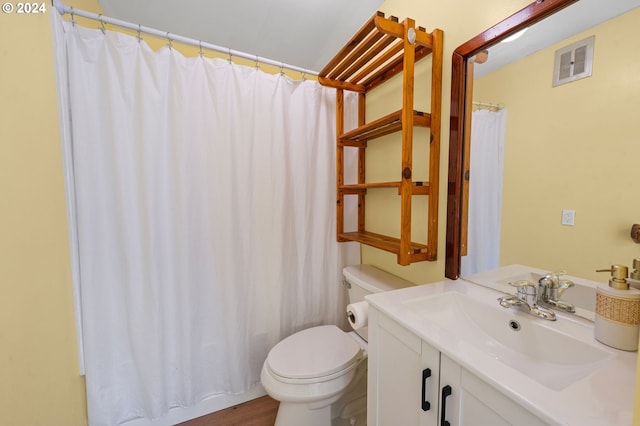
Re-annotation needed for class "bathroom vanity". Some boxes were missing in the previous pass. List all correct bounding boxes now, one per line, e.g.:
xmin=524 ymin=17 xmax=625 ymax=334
xmin=365 ymin=272 xmax=637 ymax=425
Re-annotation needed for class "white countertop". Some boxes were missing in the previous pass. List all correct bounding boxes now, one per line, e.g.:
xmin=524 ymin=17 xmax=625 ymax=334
xmin=365 ymin=277 xmax=637 ymax=425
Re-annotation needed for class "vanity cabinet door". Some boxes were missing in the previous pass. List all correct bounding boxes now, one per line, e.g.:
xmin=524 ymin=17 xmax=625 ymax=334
xmin=367 ymin=308 xmax=439 ymax=426
xmin=420 ymin=341 xmax=440 ymax=426
xmin=439 ymin=354 xmax=460 ymax=426
xmin=440 ymin=354 xmax=546 ymax=426
xmin=368 ymin=307 xmax=545 ymax=426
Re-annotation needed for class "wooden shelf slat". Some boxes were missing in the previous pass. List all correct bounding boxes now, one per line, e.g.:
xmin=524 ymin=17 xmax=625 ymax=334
xmin=339 ymin=110 xmax=430 ymax=144
xmin=338 ymin=231 xmax=428 ymax=255
xmin=327 ymin=31 xmax=387 ymax=81
xmin=317 ymin=77 xmax=365 ymax=93
xmin=374 ymin=14 xmax=405 ymax=39
xmin=349 ymin=41 xmax=404 ymax=85
xmin=415 ymin=30 xmax=434 ymax=49
xmin=319 ymin=12 xmax=434 ymax=89
xmin=319 ymin=12 xmax=382 ymax=77
xmin=341 ymin=182 xmax=398 ymax=190
xmin=364 ymin=45 xmax=432 ymax=91
xmin=336 ymin=36 xmax=396 ymax=82
xmin=340 ymin=182 xmax=430 ymax=195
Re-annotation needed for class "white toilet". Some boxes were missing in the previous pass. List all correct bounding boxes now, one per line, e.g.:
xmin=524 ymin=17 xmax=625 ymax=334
xmin=260 ymin=264 xmax=412 ymax=426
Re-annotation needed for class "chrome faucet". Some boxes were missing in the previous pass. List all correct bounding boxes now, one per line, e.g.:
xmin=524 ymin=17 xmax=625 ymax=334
xmin=537 ymin=272 xmax=576 ymax=313
xmin=498 ymin=280 xmax=556 ymax=321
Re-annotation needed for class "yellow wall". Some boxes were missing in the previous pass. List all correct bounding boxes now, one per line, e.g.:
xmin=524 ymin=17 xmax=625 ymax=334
xmin=474 ymin=8 xmax=640 ymax=283
xmin=0 ymin=4 xmax=87 ymax=426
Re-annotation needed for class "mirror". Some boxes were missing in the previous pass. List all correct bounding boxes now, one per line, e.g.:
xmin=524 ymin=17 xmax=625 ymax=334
xmin=446 ymin=0 xmax=640 ymax=282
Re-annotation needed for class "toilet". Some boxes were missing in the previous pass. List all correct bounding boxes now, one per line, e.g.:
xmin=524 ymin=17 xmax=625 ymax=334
xmin=260 ymin=264 xmax=412 ymax=426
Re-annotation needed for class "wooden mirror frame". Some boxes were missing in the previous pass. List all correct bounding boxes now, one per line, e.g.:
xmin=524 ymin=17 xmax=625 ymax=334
xmin=444 ymin=0 xmax=579 ymax=279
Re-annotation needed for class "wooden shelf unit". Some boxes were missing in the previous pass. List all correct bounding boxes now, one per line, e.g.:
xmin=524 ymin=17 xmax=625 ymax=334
xmin=319 ymin=11 xmax=443 ymax=265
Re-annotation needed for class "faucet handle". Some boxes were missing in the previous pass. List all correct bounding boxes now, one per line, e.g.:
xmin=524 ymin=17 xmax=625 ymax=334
xmin=509 ymin=279 xmax=536 ymax=288
xmin=509 ymin=280 xmax=537 ymax=305
xmin=539 ymin=270 xmax=566 ymax=287
xmin=558 ymin=278 xmax=574 ymax=289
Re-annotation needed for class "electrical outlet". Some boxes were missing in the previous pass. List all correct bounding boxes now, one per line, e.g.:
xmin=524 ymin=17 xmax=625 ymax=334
xmin=562 ymin=209 xmax=575 ymax=226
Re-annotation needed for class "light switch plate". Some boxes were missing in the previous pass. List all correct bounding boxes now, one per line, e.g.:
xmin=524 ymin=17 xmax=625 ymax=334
xmin=562 ymin=209 xmax=575 ymax=226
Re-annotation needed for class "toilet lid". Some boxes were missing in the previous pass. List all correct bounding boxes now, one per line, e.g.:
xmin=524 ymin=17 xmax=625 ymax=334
xmin=266 ymin=325 xmax=362 ymax=380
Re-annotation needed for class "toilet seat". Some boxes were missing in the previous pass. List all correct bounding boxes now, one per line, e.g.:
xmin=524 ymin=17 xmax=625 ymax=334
xmin=265 ymin=325 xmax=362 ymax=383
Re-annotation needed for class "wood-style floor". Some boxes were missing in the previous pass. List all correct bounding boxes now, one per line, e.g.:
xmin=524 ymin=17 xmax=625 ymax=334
xmin=177 ymin=396 xmax=279 ymax=426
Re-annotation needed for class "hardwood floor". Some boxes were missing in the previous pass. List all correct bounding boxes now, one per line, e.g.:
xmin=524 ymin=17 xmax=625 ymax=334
xmin=177 ymin=396 xmax=279 ymax=426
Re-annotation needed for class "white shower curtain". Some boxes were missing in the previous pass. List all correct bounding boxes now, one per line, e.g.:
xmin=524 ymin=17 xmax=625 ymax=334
xmin=51 ymin=12 xmax=358 ymax=426
xmin=461 ymin=108 xmax=507 ymax=276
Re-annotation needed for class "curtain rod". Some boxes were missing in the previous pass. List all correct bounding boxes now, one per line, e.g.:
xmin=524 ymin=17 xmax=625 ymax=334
xmin=51 ymin=0 xmax=319 ymax=77
xmin=472 ymin=101 xmax=504 ymax=111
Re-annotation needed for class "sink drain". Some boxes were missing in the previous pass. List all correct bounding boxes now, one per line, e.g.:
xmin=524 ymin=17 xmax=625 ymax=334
xmin=508 ymin=319 xmax=521 ymax=331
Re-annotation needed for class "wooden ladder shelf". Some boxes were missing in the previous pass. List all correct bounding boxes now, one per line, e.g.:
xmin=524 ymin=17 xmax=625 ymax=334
xmin=319 ymin=11 xmax=443 ymax=265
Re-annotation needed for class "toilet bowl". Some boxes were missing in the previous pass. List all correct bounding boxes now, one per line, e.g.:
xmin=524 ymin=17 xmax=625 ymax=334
xmin=260 ymin=265 xmax=412 ymax=426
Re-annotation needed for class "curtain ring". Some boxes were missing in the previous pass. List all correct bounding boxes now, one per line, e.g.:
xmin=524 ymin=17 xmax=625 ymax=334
xmin=199 ymin=41 xmax=203 ymax=57
xmin=98 ymin=14 xmax=106 ymax=34
xmin=301 ymin=71 xmax=307 ymax=81
xmin=167 ymin=32 xmax=173 ymax=50
xmin=70 ymin=6 xmax=76 ymax=26
xmin=228 ymin=48 xmax=232 ymax=63
xmin=255 ymin=55 xmax=259 ymax=70
xmin=137 ymin=24 xmax=142 ymax=43
xmin=280 ymin=63 xmax=285 ymax=76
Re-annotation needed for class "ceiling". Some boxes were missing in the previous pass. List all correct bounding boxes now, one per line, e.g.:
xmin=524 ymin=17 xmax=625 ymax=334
xmin=98 ymin=0 xmax=384 ymax=73
xmin=476 ymin=0 xmax=640 ymax=77
xmin=96 ymin=0 xmax=640 ymax=76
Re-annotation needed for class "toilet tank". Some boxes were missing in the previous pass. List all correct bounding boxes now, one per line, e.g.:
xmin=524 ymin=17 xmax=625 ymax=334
xmin=343 ymin=265 xmax=413 ymax=304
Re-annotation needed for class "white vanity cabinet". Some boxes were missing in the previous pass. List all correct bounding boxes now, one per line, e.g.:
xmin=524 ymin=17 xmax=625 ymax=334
xmin=367 ymin=306 xmax=546 ymax=426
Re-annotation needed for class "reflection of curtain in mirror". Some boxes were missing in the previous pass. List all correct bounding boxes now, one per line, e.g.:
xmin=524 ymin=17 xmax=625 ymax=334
xmin=461 ymin=109 xmax=507 ymax=276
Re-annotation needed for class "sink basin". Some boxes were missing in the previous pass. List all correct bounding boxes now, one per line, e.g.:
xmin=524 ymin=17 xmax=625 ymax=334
xmin=403 ymin=290 xmax=612 ymax=390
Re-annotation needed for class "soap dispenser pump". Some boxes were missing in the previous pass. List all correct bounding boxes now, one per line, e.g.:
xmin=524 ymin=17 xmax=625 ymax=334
xmin=596 ymin=264 xmax=630 ymax=289
xmin=594 ymin=264 xmax=640 ymax=351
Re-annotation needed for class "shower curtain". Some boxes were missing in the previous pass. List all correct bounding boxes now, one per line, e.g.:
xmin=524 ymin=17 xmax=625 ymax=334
xmin=51 ymin=12 xmax=358 ymax=426
xmin=461 ymin=108 xmax=507 ymax=276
